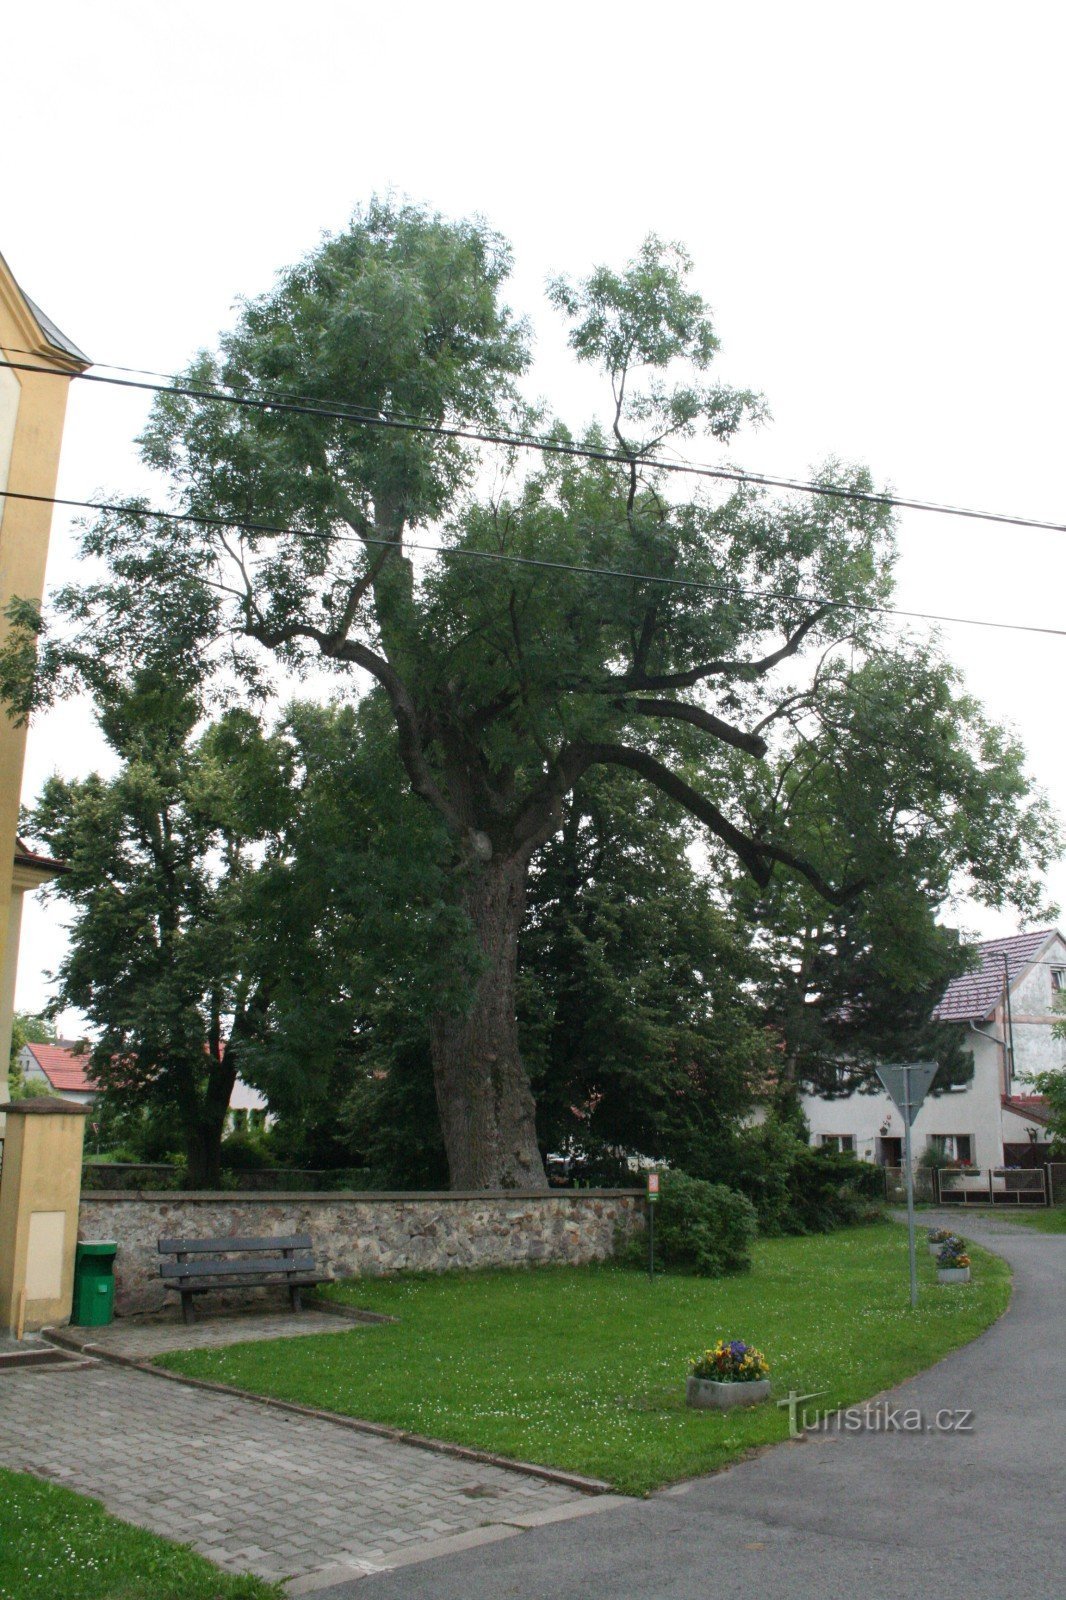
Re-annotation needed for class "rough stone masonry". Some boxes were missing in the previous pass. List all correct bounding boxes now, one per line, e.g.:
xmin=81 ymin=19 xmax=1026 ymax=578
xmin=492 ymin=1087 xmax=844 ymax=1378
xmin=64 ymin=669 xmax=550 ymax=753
xmin=78 ymin=1190 xmax=644 ymax=1314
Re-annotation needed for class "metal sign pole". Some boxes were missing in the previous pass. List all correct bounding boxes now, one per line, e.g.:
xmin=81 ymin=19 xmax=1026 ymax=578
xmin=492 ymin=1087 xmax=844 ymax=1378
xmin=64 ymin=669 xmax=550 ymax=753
xmin=876 ymin=1061 xmax=936 ymax=1310
xmin=903 ymin=1064 xmax=918 ymax=1309
xmin=646 ymin=1172 xmax=658 ymax=1283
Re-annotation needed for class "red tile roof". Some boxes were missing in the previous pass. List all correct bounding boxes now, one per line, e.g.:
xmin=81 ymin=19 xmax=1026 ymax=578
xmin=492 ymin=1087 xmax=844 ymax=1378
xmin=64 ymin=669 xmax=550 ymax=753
xmin=23 ymin=1041 xmax=98 ymax=1095
xmin=13 ymin=836 xmax=67 ymax=875
xmin=932 ymin=929 xmax=1062 ymax=1022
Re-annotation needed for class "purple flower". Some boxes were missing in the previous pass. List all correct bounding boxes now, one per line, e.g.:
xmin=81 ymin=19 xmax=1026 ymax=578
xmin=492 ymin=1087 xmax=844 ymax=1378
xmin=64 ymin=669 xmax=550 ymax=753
xmin=729 ymin=1340 xmax=747 ymax=1357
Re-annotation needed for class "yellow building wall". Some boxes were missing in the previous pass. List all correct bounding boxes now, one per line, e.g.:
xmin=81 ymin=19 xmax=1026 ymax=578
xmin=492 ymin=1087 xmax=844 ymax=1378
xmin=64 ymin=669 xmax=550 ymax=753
xmin=0 ymin=261 xmax=87 ymax=1107
xmin=0 ymin=1100 xmax=89 ymax=1332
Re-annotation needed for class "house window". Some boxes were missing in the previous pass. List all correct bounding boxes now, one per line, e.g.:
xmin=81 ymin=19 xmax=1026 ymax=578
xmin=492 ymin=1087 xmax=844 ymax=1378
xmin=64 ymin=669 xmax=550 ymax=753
xmin=930 ymin=1133 xmax=973 ymax=1164
xmin=820 ymin=1134 xmax=855 ymax=1154
xmin=1051 ymin=967 xmax=1066 ymax=995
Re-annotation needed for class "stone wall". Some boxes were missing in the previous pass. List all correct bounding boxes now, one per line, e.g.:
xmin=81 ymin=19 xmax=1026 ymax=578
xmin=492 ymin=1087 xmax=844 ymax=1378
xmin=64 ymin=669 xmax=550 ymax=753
xmin=78 ymin=1190 xmax=645 ymax=1315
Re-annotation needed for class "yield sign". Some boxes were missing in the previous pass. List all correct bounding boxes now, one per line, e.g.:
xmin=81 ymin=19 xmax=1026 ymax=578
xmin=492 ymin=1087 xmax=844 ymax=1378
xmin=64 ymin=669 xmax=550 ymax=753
xmin=875 ymin=1062 xmax=939 ymax=1126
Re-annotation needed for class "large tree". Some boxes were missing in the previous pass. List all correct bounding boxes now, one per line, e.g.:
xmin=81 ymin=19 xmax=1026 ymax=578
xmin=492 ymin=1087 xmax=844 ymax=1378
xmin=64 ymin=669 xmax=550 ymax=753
xmin=6 ymin=203 xmax=1056 ymax=1187
xmin=27 ymin=676 xmax=290 ymax=1186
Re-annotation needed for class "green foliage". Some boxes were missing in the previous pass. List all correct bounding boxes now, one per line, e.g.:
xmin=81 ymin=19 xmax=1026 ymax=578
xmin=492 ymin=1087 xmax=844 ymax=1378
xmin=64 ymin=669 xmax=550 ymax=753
xmin=7 ymin=1075 xmax=57 ymax=1100
xmin=218 ymin=1127 xmax=274 ymax=1172
xmin=162 ymin=1229 xmax=1010 ymax=1496
xmin=233 ymin=697 xmax=472 ymax=1184
xmin=644 ymin=1170 xmax=757 ymax=1276
xmin=715 ymin=1114 xmax=884 ymax=1235
xmin=1029 ymin=1059 xmax=1066 ymax=1155
xmin=3 ymin=202 xmax=1058 ymax=1189
xmin=8 ymin=1012 xmax=61 ymax=1098
xmin=336 ymin=1038 xmax=450 ymax=1190
xmin=24 ymin=677 xmax=289 ymax=1186
xmin=521 ymin=772 xmax=771 ymax=1170
xmin=8 ymin=1009 xmax=58 ymax=1067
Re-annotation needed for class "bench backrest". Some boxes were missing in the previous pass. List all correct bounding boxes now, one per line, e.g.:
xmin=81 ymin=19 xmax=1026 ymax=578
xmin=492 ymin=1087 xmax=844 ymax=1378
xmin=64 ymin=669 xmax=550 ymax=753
xmin=157 ymin=1234 xmax=316 ymax=1281
xmin=160 ymin=1254 xmax=316 ymax=1281
xmin=158 ymin=1234 xmax=312 ymax=1255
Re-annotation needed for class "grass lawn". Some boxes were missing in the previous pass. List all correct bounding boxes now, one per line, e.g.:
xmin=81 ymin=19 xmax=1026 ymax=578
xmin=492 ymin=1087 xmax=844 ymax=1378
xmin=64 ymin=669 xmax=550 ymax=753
xmin=0 ymin=1467 xmax=281 ymax=1600
xmin=157 ymin=1223 xmax=1009 ymax=1495
xmin=998 ymin=1205 xmax=1066 ymax=1233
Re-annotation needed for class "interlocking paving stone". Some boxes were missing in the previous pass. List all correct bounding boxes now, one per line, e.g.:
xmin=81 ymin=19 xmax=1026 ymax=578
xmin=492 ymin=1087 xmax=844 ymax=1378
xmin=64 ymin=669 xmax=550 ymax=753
xmin=0 ymin=1362 xmax=588 ymax=1587
xmin=60 ymin=1306 xmax=368 ymax=1359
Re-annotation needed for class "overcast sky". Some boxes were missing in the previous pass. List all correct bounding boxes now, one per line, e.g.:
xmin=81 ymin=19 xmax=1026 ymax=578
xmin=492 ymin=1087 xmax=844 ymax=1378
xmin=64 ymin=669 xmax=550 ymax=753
xmin=5 ymin=1 xmax=1065 ymax=1027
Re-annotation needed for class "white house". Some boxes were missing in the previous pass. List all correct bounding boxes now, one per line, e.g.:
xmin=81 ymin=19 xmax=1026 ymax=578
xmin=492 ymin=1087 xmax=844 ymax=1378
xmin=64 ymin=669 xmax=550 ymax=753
xmin=800 ymin=928 xmax=1066 ymax=1169
xmin=17 ymin=1038 xmax=269 ymax=1126
xmin=17 ymin=1039 xmax=98 ymax=1106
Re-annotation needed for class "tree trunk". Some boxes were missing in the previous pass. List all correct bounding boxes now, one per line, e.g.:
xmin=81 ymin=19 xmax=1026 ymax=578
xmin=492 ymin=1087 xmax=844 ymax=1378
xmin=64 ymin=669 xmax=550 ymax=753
xmin=182 ymin=1054 xmax=236 ymax=1189
xmin=429 ymin=849 xmax=547 ymax=1190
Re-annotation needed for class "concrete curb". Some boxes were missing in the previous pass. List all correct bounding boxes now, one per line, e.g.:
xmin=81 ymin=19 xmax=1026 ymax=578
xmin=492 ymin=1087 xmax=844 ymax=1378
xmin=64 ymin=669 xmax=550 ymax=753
xmin=284 ymin=1496 xmax=632 ymax=1595
xmin=42 ymin=1323 xmax=615 ymax=1497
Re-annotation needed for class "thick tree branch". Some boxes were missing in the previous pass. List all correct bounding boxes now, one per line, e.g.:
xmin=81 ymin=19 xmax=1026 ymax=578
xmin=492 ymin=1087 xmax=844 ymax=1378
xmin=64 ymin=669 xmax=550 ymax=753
xmin=605 ymin=606 xmax=833 ymax=692
xmin=246 ymin=619 xmax=463 ymax=834
xmin=620 ymin=697 xmax=768 ymax=757
xmin=582 ymin=741 xmax=862 ymax=905
xmin=509 ymin=743 xmax=594 ymax=852
xmin=327 ymin=547 xmax=395 ymax=649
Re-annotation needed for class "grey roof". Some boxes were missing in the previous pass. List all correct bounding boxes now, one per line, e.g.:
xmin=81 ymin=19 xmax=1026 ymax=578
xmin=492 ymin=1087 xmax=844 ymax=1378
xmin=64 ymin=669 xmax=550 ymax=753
xmin=22 ymin=291 xmax=89 ymax=365
xmin=932 ymin=929 xmax=1062 ymax=1022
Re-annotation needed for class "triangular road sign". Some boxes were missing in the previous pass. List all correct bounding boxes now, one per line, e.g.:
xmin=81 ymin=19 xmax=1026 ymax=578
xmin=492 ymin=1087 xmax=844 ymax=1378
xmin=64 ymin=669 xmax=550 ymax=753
xmin=875 ymin=1062 xmax=939 ymax=1125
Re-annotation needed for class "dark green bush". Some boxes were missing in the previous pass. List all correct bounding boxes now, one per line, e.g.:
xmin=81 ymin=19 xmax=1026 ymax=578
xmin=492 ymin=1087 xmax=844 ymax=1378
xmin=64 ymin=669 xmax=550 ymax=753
xmin=218 ymin=1129 xmax=274 ymax=1172
xmin=785 ymin=1144 xmax=883 ymax=1232
xmin=720 ymin=1117 xmax=884 ymax=1235
xmin=642 ymin=1170 xmax=757 ymax=1276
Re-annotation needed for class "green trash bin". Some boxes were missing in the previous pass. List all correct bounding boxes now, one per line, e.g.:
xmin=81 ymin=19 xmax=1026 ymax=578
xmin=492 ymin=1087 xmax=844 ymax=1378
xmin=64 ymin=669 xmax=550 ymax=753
xmin=72 ymin=1241 xmax=117 ymax=1327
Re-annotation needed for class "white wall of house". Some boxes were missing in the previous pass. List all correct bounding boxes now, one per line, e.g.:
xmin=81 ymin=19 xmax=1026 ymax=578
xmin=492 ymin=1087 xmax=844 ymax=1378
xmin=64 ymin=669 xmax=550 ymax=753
xmin=801 ymin=1031 xmax=1006 ymax=1167
xmin=801 ymin=932 xmax=1066 ymax=1166
xmin=1004 ymin=932 xmax=1066 ymax=1084
xmin=1001 ymin=1101 xmax=1050 ymax=1149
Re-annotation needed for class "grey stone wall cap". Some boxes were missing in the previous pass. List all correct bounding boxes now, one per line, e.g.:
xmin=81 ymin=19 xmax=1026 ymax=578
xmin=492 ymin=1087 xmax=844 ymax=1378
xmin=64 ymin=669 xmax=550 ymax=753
xmin=80 ymin=1187 xmax=644 ymax=1202
xmin=1 ymin=1098 xmax=91 ymax=1116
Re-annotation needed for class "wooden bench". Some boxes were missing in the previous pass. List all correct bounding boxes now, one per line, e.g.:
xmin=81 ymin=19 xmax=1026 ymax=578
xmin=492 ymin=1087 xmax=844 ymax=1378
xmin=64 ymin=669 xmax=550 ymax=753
xmin=157 ymin=1233 xmax=329 ymax=1325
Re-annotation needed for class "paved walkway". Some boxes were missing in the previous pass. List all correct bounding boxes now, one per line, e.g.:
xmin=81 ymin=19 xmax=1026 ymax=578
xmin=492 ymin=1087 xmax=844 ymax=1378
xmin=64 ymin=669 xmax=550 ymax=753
xmin=0 ymin=1355 xmax=594 ymax=1591
xmin=56 ymin=1305 xmax=375 ymax=1359
xmin=311 ymin=1213 xmax=1065 ymax=1599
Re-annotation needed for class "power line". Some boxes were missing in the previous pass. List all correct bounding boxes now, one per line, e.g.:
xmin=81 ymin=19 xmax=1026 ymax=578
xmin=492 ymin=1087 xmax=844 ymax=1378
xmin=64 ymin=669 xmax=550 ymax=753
xmin=4 ymin=352 xmax=1066 ymax=537
xmin=3 ymin=486 xmax=1065 ymax=641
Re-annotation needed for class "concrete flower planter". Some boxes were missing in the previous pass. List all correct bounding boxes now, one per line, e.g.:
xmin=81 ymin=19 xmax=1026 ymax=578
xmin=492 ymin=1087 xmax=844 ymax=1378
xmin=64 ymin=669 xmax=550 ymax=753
xmin=937 ymin=1266 xmax=971 ymax=1284
xmin=686 ymin=1376 xmax=771 ymax=1410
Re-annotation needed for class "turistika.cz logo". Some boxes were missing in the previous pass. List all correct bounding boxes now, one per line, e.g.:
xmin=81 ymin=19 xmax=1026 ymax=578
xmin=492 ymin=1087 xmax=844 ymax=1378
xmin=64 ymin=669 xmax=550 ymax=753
xmin=777 ymin=1390 xmax=975 ymax=1439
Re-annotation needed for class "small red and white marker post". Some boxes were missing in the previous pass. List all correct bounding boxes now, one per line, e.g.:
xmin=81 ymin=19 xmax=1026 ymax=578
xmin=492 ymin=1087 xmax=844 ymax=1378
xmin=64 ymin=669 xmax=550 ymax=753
xmin=646 ymin=1171 xmax=659 ymax=1281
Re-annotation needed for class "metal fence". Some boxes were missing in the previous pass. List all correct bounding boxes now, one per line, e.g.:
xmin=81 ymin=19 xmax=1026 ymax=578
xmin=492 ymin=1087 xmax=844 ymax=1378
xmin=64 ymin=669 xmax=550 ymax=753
xmin=81 ymin=1162 xmax=372 ymax=1192
xmin=881 ymin=1165 xmax=935 ymax=1204
xmin=935 ymin=1166 xmax=1048 ymax=1207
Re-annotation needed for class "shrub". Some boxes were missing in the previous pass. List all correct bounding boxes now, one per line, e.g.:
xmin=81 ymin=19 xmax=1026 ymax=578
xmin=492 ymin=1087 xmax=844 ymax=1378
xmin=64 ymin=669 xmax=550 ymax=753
xmin=718 ymin=1117 xmax=884 ymax=1235
xmin=644 ymin=1170 xmax=757 ymax=1276
xmin=219 ymin=1129 xmax=273 ymax=1172
xmin=785 ymin=1144 xmax=883 ymax=1232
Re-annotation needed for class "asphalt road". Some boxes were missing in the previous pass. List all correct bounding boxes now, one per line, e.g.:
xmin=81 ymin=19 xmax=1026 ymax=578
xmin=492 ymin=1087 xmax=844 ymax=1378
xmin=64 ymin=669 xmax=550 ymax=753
xmin=312 ymin=1213 xmax=1064 ymax=1600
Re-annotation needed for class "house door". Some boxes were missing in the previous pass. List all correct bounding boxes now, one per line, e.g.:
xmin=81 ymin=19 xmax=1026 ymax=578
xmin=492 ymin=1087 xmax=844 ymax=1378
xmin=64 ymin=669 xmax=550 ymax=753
xmin=877 ymin=1137 xmax=903 ymax=1167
